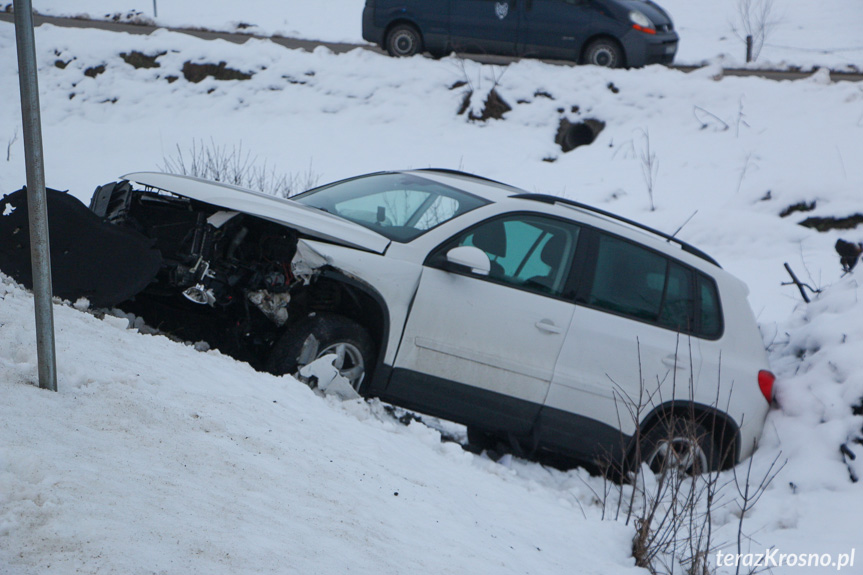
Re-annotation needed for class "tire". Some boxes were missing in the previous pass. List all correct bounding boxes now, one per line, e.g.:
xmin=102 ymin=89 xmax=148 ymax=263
xmin=639 ymin=419 xmax=720 ymax=475
xmin=266 ymin=313 xmax=375 ymax=393
xmin=386 ymin=24 xmax=422 ymax=57
xmin=583 ymin=38 xmax=624 ymax=68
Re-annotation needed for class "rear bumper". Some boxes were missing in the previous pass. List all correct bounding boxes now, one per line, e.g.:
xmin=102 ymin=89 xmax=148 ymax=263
xmin=362 ymin=6 xmax=384 ymax=45
xmin=621 ymin=29 xmax=678 ymax=67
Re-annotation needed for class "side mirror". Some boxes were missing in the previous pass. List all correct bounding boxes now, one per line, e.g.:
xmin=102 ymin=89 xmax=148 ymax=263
xmin=445 ymin=246 xmax=491 ymax=276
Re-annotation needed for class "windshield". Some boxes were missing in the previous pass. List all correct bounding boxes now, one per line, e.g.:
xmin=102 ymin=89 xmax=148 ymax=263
xmin=292 ymin=173 xmax=489 ymax=242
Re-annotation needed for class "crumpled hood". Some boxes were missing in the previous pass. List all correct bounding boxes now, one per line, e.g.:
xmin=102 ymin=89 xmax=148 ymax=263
xmin=124 ymin=172 xmax=391 ymax=254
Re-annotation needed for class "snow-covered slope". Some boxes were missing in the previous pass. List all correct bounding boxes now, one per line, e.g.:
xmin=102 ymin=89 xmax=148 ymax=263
xmin=0 ymin=276 xmax=642 ymax=574
xmin=2 ymin=3 xmax=863 ymax=573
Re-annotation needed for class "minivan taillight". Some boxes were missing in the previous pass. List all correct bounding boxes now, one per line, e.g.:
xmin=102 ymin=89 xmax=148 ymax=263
xmin=758 ymin=370 xmax=775 ymax=403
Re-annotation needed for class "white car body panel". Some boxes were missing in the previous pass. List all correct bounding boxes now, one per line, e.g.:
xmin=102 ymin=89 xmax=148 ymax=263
xmin=548 ymin=306 xmax=704 ymax=437
xmin=123 ymin=172 xmax=391 ymax=254
xmin=394 ymin=267 xmax=575 ymax=405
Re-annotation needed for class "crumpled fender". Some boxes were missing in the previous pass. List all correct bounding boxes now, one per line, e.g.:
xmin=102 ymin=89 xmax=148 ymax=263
xmin=0 ymin=187 xmax=162 ymax=308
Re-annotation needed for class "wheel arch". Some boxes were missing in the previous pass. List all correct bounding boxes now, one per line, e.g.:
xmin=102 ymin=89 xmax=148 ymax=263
xmin=318 ymin=269 xmax=391 ymax=392
xmin=634 ymin=401 xmax=742 ymax=470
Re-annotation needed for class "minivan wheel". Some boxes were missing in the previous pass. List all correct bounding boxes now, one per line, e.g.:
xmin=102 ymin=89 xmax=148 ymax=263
xmin=386 ymin=24 xmax=422 ymax=57
xmin=583 ymin=38 xmax=624 ymax=68
xmin=266 ymin=313 xmax=375 ymax=393
xmin=640 ymin=419 xmax=718 ymax=475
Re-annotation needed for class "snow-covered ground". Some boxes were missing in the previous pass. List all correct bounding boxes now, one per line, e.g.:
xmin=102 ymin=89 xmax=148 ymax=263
xmin=25 ymin=0 xmax=863 ymax=70
xmin=2 ymin=1 xmax=863 ymax=573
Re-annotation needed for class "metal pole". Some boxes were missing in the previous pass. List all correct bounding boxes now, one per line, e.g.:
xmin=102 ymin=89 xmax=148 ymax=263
xmin=153 ymin=0 xmax=158 ymax=18
xmin=13 ymin=0 xmax=58 ymax=392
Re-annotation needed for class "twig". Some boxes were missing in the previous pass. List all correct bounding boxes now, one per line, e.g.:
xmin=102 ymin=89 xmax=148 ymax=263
xmin=6 ymin=127 xmax=18 ymax=162
xmin=782 ymin=262 xmax=819 ymax=303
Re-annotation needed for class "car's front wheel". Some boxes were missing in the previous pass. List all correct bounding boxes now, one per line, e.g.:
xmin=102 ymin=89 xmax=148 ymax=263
xmin=266 ymin=313 xmax=375 ymax=393
xmin=386 ymin=24 xmax=422 ymax=57
xmin=583 ymin=38 xmax=624 ymax=68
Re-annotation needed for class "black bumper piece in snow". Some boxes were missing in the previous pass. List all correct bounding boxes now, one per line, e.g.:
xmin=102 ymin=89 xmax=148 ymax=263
xmin=0 ymin=187 xmax=162 ymax=308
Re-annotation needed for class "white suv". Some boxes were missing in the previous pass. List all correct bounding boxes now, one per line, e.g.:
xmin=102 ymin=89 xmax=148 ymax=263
xmin=0 ymin=169 xmax=775 ymax=471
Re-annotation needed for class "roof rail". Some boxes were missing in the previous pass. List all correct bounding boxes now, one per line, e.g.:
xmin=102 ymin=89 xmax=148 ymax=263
xmin=511 ymin=193 xmax=720 ymax=268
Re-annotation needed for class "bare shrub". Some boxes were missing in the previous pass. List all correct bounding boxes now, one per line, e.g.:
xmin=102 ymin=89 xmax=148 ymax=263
xmin=452 ymin=58 xmax=511 ymax=121
xmin=600 ymin=341 xmax=784 ymax=575
xmin=732 ymin=0 xmax=780 ymax=63
xmin=638 ymin=128 xmax=658 ymax=211
xmin=160 ymin=139 xmax=319 ymax=198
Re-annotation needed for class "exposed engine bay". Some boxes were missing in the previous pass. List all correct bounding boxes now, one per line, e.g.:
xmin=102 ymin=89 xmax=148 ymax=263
xmin=0 ymin=181 xmax=379 ymax=371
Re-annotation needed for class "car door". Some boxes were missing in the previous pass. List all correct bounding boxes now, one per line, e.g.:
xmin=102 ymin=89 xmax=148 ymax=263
xmin=390 ymin=213 xmax=581 ymax=435
xmin=541 ymin=231 xmax=708 ymax=459
xmin=449 ymin=0 xmax=521 ymax=55
xmin=521 ymin=0 xmax=595 ymax=59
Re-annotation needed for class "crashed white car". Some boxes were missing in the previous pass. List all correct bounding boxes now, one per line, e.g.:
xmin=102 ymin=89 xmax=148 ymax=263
xmin=0 ymin=169 xmax=774 ymax=471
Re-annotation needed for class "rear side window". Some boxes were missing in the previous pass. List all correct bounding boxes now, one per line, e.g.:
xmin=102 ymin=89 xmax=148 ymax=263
xmin=589 ymin=235 xmax=666 ymax=321
xmin=658 ymin=263 xmax=694 ymax=332
xmin=586 ymin=234 xmax=721 ymax=338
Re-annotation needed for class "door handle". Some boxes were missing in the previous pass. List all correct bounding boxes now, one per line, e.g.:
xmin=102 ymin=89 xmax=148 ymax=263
xmin=535 ymin=319 xmax=563 ymax=334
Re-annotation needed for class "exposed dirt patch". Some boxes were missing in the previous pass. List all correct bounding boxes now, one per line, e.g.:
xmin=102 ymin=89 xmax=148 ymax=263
xmin=104 ymin=10 xmax=154 ymax=26
xmin=780 ymin=201 xmax=816 ymax=217
xmin=121 ymin=50 xmax=166 ymax=69
xmin=555 ymin=118 xmax=605 ymax=153
xmin=799 ymin=214 xmax=863 ymax=232
xmin=182 ymin=61 xmax=253 ymax=83
xmin=84 ymin=65 xmax=106 ymax=78
xmin=478 ymin=89 xmax=512 ymax=120
xmin=459 ymin=88 xmax=512 ymax=121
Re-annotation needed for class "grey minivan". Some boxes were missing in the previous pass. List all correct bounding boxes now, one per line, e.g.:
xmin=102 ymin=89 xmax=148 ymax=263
xmin=362 ymin=0 xmax=679 ymax=68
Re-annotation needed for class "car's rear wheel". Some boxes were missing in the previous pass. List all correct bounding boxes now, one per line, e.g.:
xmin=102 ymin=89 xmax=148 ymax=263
xmin=639 ymin=419 xmax=720 ymax=475
xmin=266 ymin=313 xmax=375 ymax=393
xmin=583 ymin=38 xmax=624 ymax=68
xmin=386 ymin=23 xmax=422 ymax=57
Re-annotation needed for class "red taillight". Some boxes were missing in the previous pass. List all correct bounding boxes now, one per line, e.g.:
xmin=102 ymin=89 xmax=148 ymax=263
xmin=758 ymin=370 xmax=776 ymax=403
xmin=632 ymin=24 xmax=656 ymax=35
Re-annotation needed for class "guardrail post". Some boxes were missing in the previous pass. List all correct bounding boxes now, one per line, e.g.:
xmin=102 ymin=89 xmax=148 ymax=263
xmin=13 ymin=0 xmax=58 ymax=392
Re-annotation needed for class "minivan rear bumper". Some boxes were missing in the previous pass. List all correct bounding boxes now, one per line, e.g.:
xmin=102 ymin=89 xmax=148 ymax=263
xmin=362 ymin=5 xmax=384 ymax=45
xmin=621 ymin=29 xmax=678 ymax=67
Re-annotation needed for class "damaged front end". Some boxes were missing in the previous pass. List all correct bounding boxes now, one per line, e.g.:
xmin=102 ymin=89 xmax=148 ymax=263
xmin=0 ymin=179 xmax=344 ymax=370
